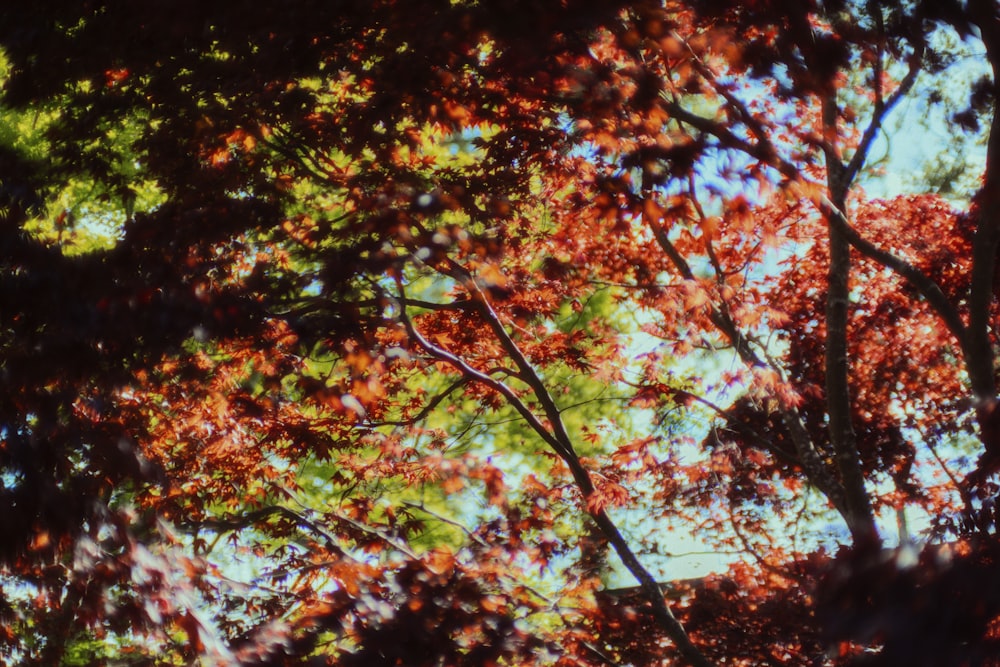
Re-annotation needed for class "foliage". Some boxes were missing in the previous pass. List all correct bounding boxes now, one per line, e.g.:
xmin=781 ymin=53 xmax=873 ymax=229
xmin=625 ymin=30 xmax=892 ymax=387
xmin=4 ymin=1 xmax=1000 ymax=665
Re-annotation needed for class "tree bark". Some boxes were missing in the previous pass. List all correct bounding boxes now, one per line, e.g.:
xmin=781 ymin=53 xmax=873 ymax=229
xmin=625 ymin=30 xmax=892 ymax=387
xmin=965 ymin=0 xmax=1000 ymax=474
xmin=823 ymin=96 xmax=879 ymax=546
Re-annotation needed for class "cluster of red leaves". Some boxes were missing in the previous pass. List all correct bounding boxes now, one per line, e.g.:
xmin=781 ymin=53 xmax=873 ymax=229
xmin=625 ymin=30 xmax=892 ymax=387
xmin=731 ymin=195 xmax=972 ymax=508
xmin=592 ymin=560 xmax=837 ymax=667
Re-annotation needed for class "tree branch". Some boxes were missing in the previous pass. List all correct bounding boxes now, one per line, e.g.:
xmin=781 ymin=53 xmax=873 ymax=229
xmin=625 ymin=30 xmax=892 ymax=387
xmin=823 ymin=92 xmax=880 ymax=545
xmin=179 ymin=505 xmax=347 ymax=557
xmin=657 ymin=36 xmax=969 ymax=518
xmin=842 ymin=36 xmax=923 ymax=186
xmin=369 ymin=376 xmax=471 ymax=427
xmin=959 ymin=0 xmax=1000 ymax=480
xmin=395 ymin=277 xmax=715 ymax=667
xmin=641 ymin=170 xmax=849 ymax=520
xmin=818 ymin=200 xmax=966 ymax=341
xmin=658 ymin=53 xmax=962 ymax=352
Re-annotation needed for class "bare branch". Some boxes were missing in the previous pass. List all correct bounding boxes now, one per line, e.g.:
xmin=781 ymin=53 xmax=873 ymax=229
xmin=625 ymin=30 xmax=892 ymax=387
xmin=843 ymin=40 xmax=924 ymax=187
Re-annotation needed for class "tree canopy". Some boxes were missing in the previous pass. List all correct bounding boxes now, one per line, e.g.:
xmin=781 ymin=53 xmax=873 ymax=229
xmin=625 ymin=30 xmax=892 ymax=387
xmin=3 ymin=1 xmax=1000 ymax=665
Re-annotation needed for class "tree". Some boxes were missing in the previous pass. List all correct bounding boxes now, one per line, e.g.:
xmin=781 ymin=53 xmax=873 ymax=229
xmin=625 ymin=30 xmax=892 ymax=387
xmin=2 ymin=1 xmax=1000 ymax=665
